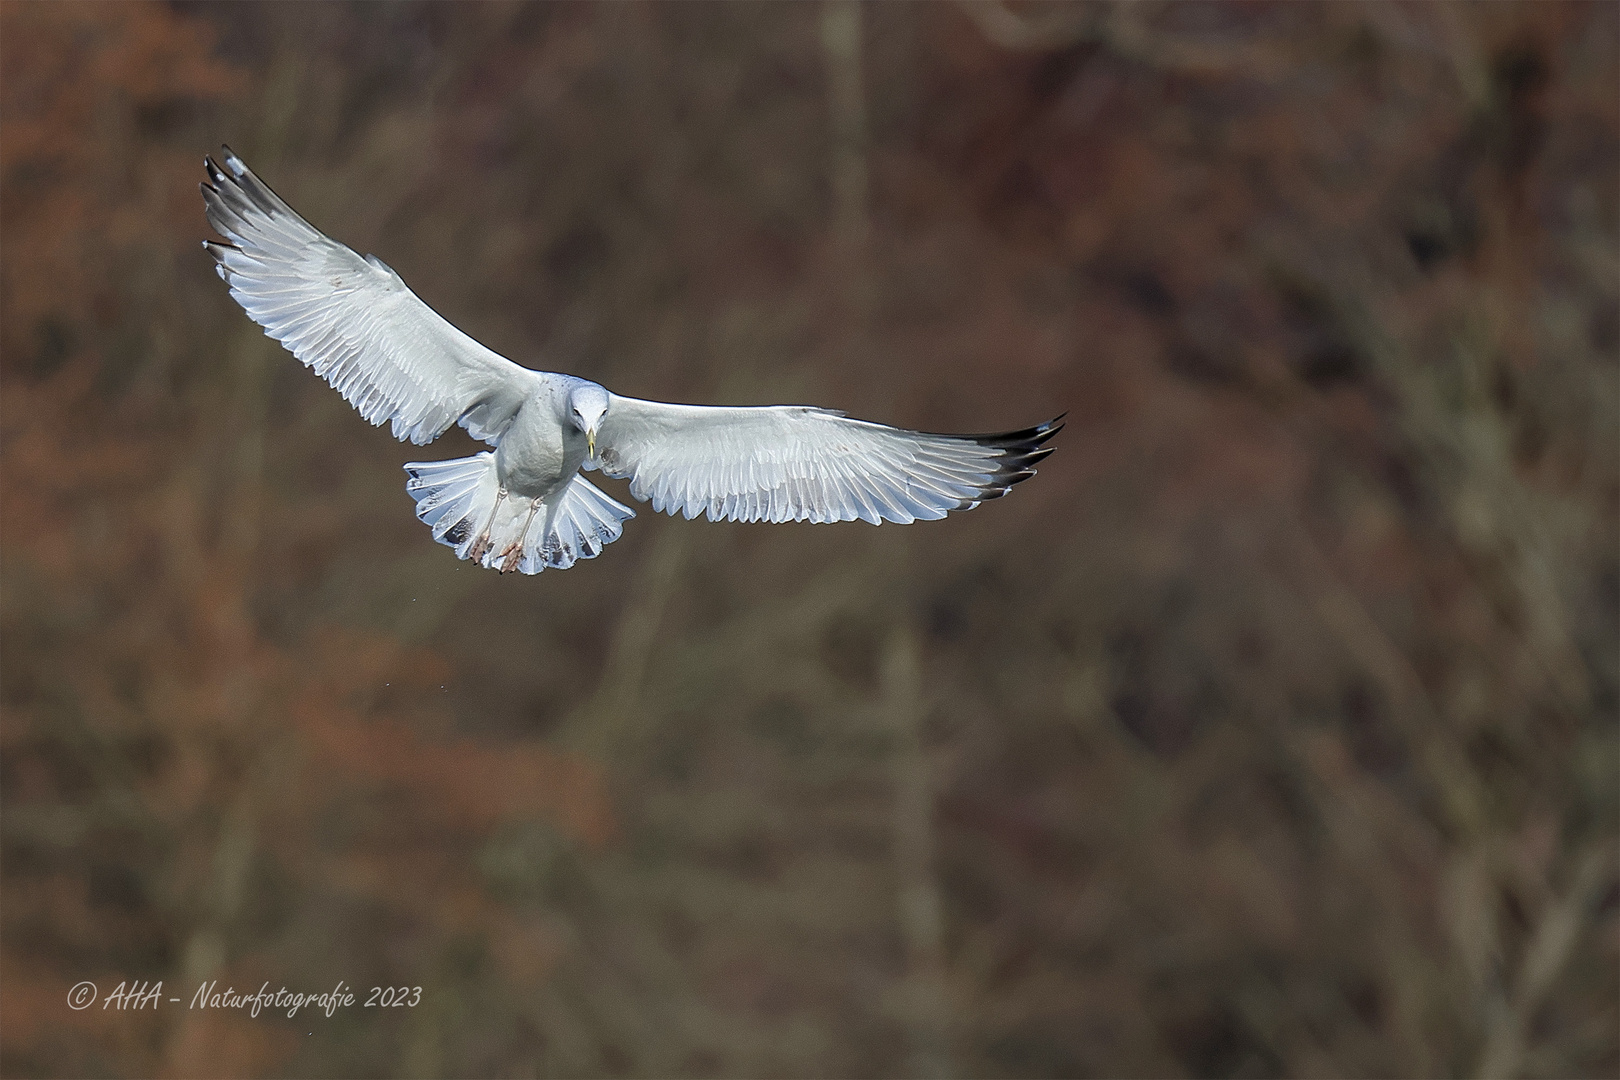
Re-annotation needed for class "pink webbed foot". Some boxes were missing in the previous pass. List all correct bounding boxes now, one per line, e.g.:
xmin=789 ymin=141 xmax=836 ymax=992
xmin=466 ymin=486 xmax=509 ymax=564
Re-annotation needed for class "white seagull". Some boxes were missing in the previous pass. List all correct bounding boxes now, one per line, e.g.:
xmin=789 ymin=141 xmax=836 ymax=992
xmin=201 ymin=148 xmax=1061 ymax=574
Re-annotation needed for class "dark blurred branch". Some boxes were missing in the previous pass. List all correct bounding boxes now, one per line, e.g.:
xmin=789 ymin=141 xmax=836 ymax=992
xmin=1286 ymin=516 xmax=1487 ymax=836
xmin=821 ymin=0 xmax=870 ymax=265
xmin=952 ymin=0 xmax=1094 ymax=52
xmin=955 ymin=0 xmax=1289 ymax=79
xmin=1474 ymin=844 xmax=1618 ymax=1080
xmin=883 ymin=627 xmax=954 ymax=1079
xmin=164 ymin=785 xmax=260 ymax=1074
xmin=557 ymin=526 xmax=687 ymax=761
xmin=222 ymin=52 xmax=305 ymax=564
xmin=1326 ymin=286 xmax=1594 ymax=718
xmin=168 ymin=45 xmax=309 ymax=1072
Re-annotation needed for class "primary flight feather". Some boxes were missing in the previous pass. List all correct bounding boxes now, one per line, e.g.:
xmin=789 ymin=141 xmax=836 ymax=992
xmin=201 ymin=147 xmax=1061 ymax=574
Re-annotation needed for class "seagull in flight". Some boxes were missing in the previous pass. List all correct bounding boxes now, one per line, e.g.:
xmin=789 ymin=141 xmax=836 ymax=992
xmin=201 ymin=148 xmax=1061 ymax=574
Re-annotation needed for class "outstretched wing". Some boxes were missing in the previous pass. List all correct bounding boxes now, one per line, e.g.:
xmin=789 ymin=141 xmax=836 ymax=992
xmin=593 ymin=398 xmax=1062 ymax=524
xmin=201 ymin=147 xmax=540 ymax=446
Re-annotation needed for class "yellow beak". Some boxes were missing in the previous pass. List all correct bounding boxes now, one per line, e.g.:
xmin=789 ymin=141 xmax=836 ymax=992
xmin=587 ymin=431 xmax=596 ymax=457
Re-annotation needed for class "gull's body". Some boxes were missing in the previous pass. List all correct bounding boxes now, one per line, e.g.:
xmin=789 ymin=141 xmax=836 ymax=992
xmin=201 ymin=148 xmax=1061 ymax=573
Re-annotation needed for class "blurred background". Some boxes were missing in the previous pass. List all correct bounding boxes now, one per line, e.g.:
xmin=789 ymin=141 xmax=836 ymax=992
xmin=2 ymin=2 xmax=1616 ymax=1077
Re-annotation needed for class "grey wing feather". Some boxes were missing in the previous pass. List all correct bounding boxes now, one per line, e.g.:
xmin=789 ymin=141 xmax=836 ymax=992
xmin=201 ymin=146 xmax=539 ymax=446
xmin=593 ymin=397 xmax=1062 ymax=525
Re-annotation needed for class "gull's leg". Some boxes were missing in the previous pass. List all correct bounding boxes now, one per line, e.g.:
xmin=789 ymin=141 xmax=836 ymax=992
xmin=499 ymin=497 xmax=544 ymax=574
xmin=467 ymin=486 xmax=508 ymax=563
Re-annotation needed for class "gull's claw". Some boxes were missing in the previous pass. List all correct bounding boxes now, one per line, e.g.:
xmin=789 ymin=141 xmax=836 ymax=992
xmin=467 ymin=486 xmax=509 ymax=563
xmin=496 ymin=498 xmax=543 ymax=573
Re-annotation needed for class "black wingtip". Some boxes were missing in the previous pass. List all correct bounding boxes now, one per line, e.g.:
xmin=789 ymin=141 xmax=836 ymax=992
xmin=962 ymin=414 xmax=1066 ymax=449
xmin=955 ymin=412 xmax=1064 ymax=503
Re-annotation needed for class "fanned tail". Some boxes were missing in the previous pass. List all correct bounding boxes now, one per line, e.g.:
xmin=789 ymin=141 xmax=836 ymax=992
xmin=539 ymin=473 xmax=638 ymax=571
xmin=403 ymin=453 xmax=634 ymax=574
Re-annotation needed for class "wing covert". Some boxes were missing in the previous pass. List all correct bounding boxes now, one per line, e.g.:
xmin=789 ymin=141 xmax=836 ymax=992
xmin=201 ymin=147 xmax=539 ymax=446
xmin=593 ymin=397 xmax=1061 ymax=525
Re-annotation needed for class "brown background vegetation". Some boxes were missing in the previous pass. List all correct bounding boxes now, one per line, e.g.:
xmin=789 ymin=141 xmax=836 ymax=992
xmin=1 ymin=2 xmax=1616 ymax=1077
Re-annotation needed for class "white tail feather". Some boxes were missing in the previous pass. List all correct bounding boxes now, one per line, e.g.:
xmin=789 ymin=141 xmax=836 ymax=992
xmin=404 ymin=453 xmax=634 ymax=573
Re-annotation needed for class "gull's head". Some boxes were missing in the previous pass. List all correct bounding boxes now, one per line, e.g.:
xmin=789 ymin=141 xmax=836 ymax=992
xmin=568 ymin=383 xmax=610 ymax=456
